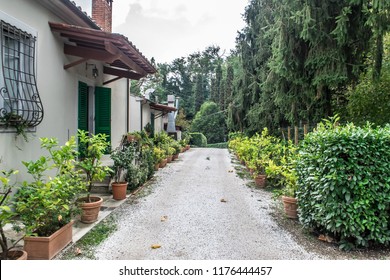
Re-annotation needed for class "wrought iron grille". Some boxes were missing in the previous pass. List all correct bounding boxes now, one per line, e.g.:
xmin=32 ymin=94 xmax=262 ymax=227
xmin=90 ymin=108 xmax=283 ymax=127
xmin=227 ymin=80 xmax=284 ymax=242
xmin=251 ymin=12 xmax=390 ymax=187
xmin=0 ymin=20 xmax=43 ymax=127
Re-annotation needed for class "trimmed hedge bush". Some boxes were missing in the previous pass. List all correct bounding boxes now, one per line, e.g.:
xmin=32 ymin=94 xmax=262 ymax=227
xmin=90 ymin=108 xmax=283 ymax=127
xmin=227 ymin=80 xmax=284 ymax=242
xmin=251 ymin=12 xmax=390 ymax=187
xmin=189 ymin=132 xmax=207 ymax=147
xmin=207 ymin=142 xmax=228 ymax=149
xmin=296 ymin=121 xmax=390 ymax=249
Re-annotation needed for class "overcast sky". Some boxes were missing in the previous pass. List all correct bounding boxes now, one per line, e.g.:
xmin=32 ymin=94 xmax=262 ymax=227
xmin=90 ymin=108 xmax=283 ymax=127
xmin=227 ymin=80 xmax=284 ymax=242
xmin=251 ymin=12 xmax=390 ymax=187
xmin=74 ymin=0 xmax=248 ymax=63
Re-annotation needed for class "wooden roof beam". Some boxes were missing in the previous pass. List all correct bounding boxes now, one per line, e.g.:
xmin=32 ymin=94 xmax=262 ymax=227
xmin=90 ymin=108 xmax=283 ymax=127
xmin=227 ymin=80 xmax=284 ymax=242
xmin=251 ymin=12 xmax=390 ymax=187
xmin=103 ymin=66 xmax=144 ymax=80
xmin=104 ymin=41 xmax=147 ymax=76
xmin=64 ymin=44 xmax=119 ymax=63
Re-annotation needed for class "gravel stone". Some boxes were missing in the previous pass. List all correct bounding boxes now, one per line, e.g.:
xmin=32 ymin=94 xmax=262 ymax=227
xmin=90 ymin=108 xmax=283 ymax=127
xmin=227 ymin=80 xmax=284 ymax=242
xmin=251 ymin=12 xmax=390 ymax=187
xmin=94 ymin=148 xmax=322 ymax=260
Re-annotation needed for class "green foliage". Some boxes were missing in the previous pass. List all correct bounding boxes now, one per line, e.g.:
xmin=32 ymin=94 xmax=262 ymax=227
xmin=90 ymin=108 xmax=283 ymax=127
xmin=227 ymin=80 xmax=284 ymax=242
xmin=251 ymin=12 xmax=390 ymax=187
xmin=229 ymin=128 xmax=298 ymax=192
xmin=191 ymin=101 xmax=226 ymax=143
xmin=189 ymin=132 xmax=208 ymax=147
xmin=206 ymin=142 xmax=228 ymax=149
xmin=110 ymin=145 xmax=135 ymax=183
xmin=14 ymin=137 xmax=86 ymax=237
xmin=0 ymin=167 xmax=19 ymax=259
xmin=153 ymin=147 xmax=165 ymax=164
xmin=77 ymin=130 xmax=112 ymax=202
xmin=296 ymin=120 xmax=390 ymax=249
xmin=347 ymin=36 xmax=390 ymax=125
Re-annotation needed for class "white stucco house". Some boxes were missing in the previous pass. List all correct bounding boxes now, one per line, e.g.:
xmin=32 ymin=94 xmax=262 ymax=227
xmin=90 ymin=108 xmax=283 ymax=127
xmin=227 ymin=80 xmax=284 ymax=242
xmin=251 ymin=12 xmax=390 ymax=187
xmin=0 ymin=0 xmax=160 ymax=176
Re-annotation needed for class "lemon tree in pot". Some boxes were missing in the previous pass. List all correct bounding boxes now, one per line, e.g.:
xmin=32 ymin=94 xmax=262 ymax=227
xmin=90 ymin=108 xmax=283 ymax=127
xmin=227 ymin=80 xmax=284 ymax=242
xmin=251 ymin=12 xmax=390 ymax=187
xmin=0 ymin=168 xmax=27 ymax=260
xmin=76 ymin=130 xmax=111 ymax=224
xmin=110 ymin=145 xmax=134 ymax=200
xmin=13 ymin=137 xmax=85 ymax=259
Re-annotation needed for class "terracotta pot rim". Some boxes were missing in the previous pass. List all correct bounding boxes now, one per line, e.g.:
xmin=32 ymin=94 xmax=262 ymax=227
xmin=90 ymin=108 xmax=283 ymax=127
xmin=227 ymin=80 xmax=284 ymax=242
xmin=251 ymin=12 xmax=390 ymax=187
xmin=112 ymin=182 xmax=128 ymax=186
xmin=7 ymin=249 xmax=28 ymax=260
xmin=78 ymin=196 xmax=103 ymax=205
xmin=282 ymin=196 xmax=297 ymax=202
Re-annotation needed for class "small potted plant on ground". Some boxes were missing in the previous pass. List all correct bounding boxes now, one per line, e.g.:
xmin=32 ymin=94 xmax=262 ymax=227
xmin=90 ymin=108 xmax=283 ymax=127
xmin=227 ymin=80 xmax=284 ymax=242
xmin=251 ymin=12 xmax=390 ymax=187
xmin=13 ymin=137 xmax=85 ymax=259
xmin=171 ymin=141 xmax=181 ymax=161
xmin=110 ymin=145 xmax=134 ymax=200
xmin=0 ymin=168 xmax=27 ymax=260
xmin=77 ymin=130 xmax=111 ymax=223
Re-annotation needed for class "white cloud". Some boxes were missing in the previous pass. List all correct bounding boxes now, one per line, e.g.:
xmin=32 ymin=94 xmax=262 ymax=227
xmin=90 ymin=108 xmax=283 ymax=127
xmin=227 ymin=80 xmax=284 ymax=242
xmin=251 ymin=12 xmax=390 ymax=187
xmin=73 ymin=0 xmax=248 ymax=63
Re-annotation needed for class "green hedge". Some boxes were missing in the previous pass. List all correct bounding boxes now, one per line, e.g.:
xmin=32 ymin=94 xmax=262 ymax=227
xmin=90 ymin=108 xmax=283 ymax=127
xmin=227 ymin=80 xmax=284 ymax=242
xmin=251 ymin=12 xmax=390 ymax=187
xmin=189 ymin=132 xmax=207 ymax=147
xmin=296 ymin=122 xmax=390 ymax=249
xmin=206 ymin=142 xmax=228 ymax=149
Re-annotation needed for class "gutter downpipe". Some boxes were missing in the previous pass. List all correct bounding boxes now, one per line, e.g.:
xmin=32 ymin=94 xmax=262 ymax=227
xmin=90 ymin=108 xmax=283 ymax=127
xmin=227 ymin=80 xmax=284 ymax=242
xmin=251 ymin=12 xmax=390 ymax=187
xmin=126 ymin=79 xmax=130 ymax=133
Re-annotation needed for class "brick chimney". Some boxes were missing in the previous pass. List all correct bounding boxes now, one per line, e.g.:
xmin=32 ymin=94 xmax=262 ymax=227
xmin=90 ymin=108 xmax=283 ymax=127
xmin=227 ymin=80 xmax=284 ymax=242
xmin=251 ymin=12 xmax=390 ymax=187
xmin=92 ymin=0 xmax=113 ymax=32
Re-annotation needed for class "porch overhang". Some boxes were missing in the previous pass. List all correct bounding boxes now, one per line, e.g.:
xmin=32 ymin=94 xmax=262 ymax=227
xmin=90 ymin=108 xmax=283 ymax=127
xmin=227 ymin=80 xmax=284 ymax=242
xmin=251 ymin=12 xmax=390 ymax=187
xmin=49 ymin=22 xmax=156 ymax=80
xmin=149 ymin=102 xmax=177 ymax=113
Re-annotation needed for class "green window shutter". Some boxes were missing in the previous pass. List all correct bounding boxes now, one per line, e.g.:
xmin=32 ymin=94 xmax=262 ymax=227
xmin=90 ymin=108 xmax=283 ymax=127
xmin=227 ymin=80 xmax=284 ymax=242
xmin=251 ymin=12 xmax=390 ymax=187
xmin=78 ymin=81 xmax=89 ymax=132
xmin=151 ymin=113 xmax=155 ymax=136
xmin=78 ymin=82 xmax=89 ymax=157
xmin=95 ymin=86 xmax=111 ymax=149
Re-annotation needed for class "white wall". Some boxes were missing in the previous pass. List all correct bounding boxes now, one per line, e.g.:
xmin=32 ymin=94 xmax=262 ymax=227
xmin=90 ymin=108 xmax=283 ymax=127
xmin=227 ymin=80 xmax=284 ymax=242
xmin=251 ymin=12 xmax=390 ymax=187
xmin=128 ymin=94 xmax=141 ymax=132
xmin=0 ymin=0 xmax=128 ymax=178
xmin=1 ymin=0 xmax=77 ymax=175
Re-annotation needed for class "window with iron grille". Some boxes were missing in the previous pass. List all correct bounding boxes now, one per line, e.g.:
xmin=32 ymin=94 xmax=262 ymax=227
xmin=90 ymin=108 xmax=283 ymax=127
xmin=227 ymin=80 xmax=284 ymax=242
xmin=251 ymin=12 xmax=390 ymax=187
xmin=0 ymin=20 xmax=43 ymax=128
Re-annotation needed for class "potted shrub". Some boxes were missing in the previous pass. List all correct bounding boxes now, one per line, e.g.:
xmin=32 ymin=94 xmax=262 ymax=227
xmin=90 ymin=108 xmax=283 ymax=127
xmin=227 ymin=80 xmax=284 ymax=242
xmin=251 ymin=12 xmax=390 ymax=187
xmin=110 ymin=145 xmax=134 ymax=200
xmin=272 ymin=148 xmax=299 ymax=219
xmin=171 ymin=141 xmax=181 ymax=160
xmin=0 ymin=168 xmax=27 ymax=260
xmin=126 ymin=131 xmax=141 ymax=143
xmin=76 ymin=130 xmax=111 ymax=224
xmin=153 ymin=147 xmax=164 ymax=170
xmin=14 ymin=137 xmax=85 ymax=259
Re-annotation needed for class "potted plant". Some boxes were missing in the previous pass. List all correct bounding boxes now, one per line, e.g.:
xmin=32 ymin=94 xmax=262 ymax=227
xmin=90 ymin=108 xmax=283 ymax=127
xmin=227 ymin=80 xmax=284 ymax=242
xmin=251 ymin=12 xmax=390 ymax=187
xmin=171 ymin=141 xmax=181 ymax=161
xmin=126 ymin=131 xmax=141 ymax=143
xmin=272 ymin=150 xmax=299 ymax=219
xmin=13 ymin=137 xmax=85 ymax=259
xmin=0 ymin=168 xmax=27 ymax=260
xmin=76 ymin=130 xmax=111 ymax=223
xmin=152 ymin=147 xmax=164 ymax=170
xmin=110 ymin=145 xmax=134 ymax=200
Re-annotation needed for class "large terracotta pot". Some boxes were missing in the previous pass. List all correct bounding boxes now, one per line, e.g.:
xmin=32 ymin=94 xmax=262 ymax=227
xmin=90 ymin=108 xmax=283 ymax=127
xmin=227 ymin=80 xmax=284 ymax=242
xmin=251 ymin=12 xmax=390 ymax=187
xmin=254 ymin=174 xmax=267 ymax=188
xmin=154 ymin=163 xmax=160 ymax=171
xmin=79 ymin=196 xmax=103 ymax=224
xmin=167 ymin=155 xmax=173 ymax=163
xmin=112 ymin=182 xmax=128 ymax=200
xmin=282 ymin=196 xmax=298 ymax=219
xmin=172 ymin=154 xmax=179 ymax=161
xmin=160 ymin=159 xmax=168 ymax=168
xmin=7 ymin=249 xmax=28 ymax=260
xmin=24 ymin=220 xmax=74 ymax=260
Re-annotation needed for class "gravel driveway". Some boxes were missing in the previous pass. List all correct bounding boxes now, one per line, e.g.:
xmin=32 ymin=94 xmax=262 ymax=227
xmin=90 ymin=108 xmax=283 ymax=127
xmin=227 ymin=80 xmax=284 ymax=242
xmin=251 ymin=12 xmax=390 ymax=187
xmin=93 ymin=148 xmax=321 ymax=260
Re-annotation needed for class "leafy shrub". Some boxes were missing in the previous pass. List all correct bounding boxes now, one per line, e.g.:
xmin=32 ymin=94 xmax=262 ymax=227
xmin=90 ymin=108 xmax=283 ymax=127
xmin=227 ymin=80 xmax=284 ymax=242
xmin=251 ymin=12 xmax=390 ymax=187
xmin=191 ymin=101 xmax=226 ymax=143
xmin=296 ymin=119 xmax=390 ymax=249
xmin=189 ymin=132 xmax=207 ymax=147
xmin=207 ymin=142 xmax=228 ymax=149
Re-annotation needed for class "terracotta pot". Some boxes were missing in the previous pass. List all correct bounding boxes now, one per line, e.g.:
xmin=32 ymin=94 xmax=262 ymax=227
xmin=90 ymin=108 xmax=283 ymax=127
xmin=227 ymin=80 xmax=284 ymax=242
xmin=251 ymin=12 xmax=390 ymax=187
xmin=112 ymin=182 xmax=128 ymax=200
xmin=7 ymin=249 xmax=28 ymax=260
xmin=282 ymin=196 xmax=298 ymax=219
xmin=24 ymin=220 xmax=74 ymax=260
xmin=186 ymin=145 xmax=190 ymax=150
xmin=79 ymin=196 xmax=103 ymax=224
xmin=167 ymin=155 xmax=173 ymax=163
xmin=159 ymin=159 xmax=168 ymax=168
xmin=254 ymin=174 xmax=267 ymax=188
xmin=154 ymin=163 xmax=160 ymax=171
xmin=172 ymin=154 xmax=179 ymax=161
